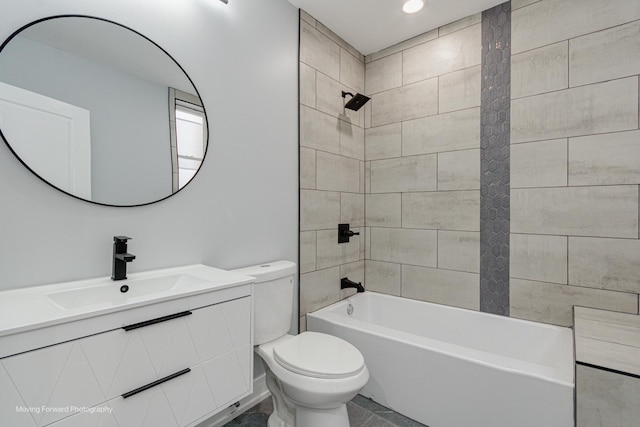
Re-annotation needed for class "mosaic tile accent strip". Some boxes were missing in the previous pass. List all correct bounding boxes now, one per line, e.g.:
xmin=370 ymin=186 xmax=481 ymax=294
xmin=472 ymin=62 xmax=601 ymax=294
xmin=480 ymin=1 xmax=511 ymax=315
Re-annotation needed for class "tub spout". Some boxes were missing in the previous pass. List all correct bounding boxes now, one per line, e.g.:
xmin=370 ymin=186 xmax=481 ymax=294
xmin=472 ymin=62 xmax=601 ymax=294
xmin=341 ymin=277 xmax=364 ymax=293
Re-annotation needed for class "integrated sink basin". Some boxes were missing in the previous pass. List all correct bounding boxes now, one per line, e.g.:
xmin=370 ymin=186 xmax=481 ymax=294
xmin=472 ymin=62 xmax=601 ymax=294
xmin=0 ymin=264 xmax=255 ymax=342
xmin=46 ymin=273 xmax=209 ymax=310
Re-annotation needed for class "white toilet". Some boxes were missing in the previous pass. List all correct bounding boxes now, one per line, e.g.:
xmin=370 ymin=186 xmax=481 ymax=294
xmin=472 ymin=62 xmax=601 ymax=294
xmin=232 ymin=261 xmax=368 ymax=427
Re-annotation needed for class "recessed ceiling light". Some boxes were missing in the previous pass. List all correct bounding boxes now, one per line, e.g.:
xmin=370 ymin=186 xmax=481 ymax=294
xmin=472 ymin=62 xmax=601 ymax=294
xmin=402 ymin=0 xmax=424 ymax=14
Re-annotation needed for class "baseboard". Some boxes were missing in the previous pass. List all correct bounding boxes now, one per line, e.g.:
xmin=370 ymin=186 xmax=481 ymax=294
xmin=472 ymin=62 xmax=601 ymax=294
xmin=195 ymin=373 xmax=270 ymax=427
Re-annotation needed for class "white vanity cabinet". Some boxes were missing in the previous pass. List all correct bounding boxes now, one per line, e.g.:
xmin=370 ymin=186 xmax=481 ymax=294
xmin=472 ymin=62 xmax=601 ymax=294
xmin=0 ymin=291 xmax=252 ymax=427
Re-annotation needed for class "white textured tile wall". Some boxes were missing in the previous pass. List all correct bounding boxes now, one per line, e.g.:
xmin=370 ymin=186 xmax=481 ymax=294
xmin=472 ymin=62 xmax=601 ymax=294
xmin=300 ymin=147 xmax=316 ymax=189
xmin=300 ymin=190 xmax=340 ymax=231
xmin=300 ymin=267 xmax=340 ymax=315
xmin=340 ymin=193 xmax=365 ymax=227
xmin=300 ymin=106 xmax=339 ymax=154
xmin=316 ymin=229 xmax=361 ymax=270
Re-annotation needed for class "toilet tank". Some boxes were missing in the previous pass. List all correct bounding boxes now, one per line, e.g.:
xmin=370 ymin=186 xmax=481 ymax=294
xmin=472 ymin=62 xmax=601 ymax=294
xmin=232 ymin=261 xmax=297 ymax=346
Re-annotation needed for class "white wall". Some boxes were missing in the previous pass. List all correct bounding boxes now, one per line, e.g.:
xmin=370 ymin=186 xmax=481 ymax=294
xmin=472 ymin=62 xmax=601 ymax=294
xmin=0 ymin=0 xmax=299 ymax=309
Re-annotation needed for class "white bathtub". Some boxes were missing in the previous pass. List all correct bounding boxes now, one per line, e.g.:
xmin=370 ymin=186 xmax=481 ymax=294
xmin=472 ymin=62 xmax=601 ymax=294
xmin=307 ymin=292 xmax=574 ymax=427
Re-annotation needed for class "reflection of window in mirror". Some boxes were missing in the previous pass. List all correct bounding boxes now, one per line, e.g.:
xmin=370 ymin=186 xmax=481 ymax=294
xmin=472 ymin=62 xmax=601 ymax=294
xmin=169 ymin=88 xmax=206 ymax=192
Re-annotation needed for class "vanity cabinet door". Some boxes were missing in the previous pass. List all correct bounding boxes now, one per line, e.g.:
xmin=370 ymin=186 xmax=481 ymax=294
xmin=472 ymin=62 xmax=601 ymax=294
xmin=0 ymin=296 xmax=252 ymax=427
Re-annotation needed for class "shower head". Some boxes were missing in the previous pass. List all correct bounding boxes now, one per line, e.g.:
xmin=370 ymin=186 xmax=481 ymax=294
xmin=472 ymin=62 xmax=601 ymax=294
xmin=342 ymin=91 xmax=371 ymax=111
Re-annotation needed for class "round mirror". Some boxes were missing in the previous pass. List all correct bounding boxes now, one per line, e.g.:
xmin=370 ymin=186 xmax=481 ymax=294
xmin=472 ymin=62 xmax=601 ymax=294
xmin=0 ymin=16 xmax=208 ymax=206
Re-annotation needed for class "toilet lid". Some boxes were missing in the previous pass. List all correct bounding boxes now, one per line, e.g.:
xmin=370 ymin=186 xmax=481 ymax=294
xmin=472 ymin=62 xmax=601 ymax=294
xmin=273 ymin=332 xmax=364 ymax=379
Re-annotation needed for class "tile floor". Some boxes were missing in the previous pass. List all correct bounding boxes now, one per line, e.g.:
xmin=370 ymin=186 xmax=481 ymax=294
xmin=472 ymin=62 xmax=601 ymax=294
xmin=223 ymin=394 xmax=427 ymax=427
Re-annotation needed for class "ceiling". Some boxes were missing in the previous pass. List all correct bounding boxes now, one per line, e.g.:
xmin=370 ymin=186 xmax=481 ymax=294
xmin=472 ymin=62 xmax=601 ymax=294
xmin=287 ymin=0 xmax=505 ymax=55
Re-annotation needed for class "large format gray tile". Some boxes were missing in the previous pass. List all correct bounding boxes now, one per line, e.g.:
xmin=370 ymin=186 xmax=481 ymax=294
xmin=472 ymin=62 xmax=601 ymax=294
xmin=365 ymin=123 xmax=402 ymax=161
xmin=577 ymin=365 xmax=640 ymax=427
xmin=365 ymin=260 xmax=401 ymax=296
xmin=438 ymin=230 xmax=480 ymax=273
xmin=569 ymin=20 xmax=640 ymax=87
xmin=439 ymin=13 xmax=481 ymax=37
xmin=300 ymin=231 xmax=316 ymax=274
xmin=365 ymin=53 xmax=402 ymax=95
xmin=300 ymin=189 xmax=340 ymax=231
xmin=511 ymin=42 xmax=568 ymax=99
xmin=300 ymin=21 xmax=340 ymax=80
xmin=569 ymin=237 xmax=640 ymax=294
xmin=366 ymin=29 xmax=438 ymax=63
xmin=300 ymin=147 xmax=316 ymax=189
xmin=511 ymin=77 xmax=639 ymax=144
xmin=438 ymin=65 xmax=481 ymax=113
xmin=316 ymin=151 xmax=361 ymax=193
xmin=569 ymin=130 xmax=640 ymax=186
xmin=403 ymin=24 xmax=481 ymax=84
xmin=510 ymin=278 xmax=638 ymax=326
xmin=437 ymin=149 xmax=480 ymax=191
xmin=511 ymin=186 xmax=639 ymax=238
xmin=300 ymin=266 xmax=340 ymax=315
xmin=316 ymin=228 xmax=362 ymax=270
xmin=370 ymin=227 xmax=437 ymax=267
xmin=402 ymin=191 xmax=480 ymax=231
xmin=512 ymin=0 xmax=640 ymax=54
xmin=371 ymin=78 xmax=438 ymax=127
xmin=339 ymin=120 xmax=365 ymax=160
xmin=510 ymin=233 xmax=567 ymax=284
xmin=341 ymin=192 xmax=365 ymax=227
xmin=300 ymin=105 xmax=340 ymax=154
xmin=316 ymin=72 xmax=363 ymax=125
xmin=340 ymin=261 xmax=365 ymax=299
xmin=341 ymin=48 xmax=365 ymax=94
xmin=510 ymin=139 xmax=567 ymax=188
xmin=300 ymin=62 xmax=316 ymax=108
xmin=402 ymin=265 xmax=480 ymax=310
xmin=370 ymin=155 xmax=437 ymax=193
xmin=366 ymin=193 xmax=401 ymax=228
xmin=402 ymin=107 xmax=480 ymax=156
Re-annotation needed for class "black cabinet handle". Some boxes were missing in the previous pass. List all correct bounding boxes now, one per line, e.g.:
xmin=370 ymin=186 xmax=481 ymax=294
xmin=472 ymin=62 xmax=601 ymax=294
xmin=122 ymin=368 xmax=191 ymax=399
xmin=122 ymin=311 xmax=192 ymax=331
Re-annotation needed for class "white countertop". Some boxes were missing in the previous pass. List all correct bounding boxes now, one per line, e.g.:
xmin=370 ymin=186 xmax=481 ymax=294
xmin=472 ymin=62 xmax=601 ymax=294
xmin=0 ymin=264 xmax=255 ymax=338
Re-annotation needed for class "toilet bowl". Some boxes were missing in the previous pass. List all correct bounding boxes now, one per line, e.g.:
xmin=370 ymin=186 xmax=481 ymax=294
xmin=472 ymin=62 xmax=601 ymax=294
xmin=232 ymin=261 xmax=368 ymax=427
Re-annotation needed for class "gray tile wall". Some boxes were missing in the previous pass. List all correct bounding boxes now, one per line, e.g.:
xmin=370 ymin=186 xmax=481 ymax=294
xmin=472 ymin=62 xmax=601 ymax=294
xmin=510 ymin=0 xmax=640 ymax=326
xmin=299 ymin=11 xmax=366 ymax=330
xmin=363 ymin=11 xmax=482 ymax=310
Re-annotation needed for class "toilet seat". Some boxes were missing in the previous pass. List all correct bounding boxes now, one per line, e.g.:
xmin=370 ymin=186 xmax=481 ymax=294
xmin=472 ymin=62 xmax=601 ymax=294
xmin=273 ymin=332 xmax=364 ymax=379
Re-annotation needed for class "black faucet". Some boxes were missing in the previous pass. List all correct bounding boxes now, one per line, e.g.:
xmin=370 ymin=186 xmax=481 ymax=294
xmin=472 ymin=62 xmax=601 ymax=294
xmin=112 ymin=236 xmax=135 ymax=281
xmin=341 ymin=277 xmax=365 ymax=293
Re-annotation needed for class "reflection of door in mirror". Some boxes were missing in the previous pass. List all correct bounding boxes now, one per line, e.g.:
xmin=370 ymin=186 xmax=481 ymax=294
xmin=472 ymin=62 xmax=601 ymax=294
xmin=0 ymin=82 xmax=91 ymax=199
xmin=169 ymin=88 xmax=206 ymax=192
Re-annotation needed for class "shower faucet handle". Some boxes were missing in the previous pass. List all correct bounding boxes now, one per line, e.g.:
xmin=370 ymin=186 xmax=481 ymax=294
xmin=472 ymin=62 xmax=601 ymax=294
xmin=338 ymin=224 xmax=359 ymax=243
